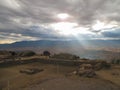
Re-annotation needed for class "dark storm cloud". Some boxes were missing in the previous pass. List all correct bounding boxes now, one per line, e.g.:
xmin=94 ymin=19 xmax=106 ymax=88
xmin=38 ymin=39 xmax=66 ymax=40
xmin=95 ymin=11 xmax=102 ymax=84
xmin=18 ymin=0 xmax=113 ymax=25
xmin=21 ymin=26 xmax=65 ymax=39
xmin=102 ymin=28 xmax=120 ymax=38
xmin=0 ymin=0 xmax=120 ymax=43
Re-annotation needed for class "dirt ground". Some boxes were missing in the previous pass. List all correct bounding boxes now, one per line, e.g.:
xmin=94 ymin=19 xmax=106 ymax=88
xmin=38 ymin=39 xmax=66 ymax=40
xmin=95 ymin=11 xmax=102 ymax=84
xmin=0 ymin=62 xmax=120 ymax=90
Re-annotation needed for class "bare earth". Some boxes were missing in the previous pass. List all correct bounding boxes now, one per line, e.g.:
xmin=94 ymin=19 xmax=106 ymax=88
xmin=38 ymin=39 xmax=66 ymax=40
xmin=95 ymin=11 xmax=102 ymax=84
xmin=25 ymin=77 xmax=120 ymax=90
xmin=0 ymin=62 xmax=120 ymax=90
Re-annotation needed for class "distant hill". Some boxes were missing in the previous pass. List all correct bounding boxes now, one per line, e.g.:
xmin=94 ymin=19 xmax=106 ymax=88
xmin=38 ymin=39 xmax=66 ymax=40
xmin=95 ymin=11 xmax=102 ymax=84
xmin=0 ymin=40 xmax=120 ymax=60
xmin=0 ymin=40 xmax=120 ymax=48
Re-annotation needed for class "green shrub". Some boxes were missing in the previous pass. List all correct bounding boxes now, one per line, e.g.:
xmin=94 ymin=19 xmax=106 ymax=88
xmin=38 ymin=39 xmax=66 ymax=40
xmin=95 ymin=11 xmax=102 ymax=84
xmin=18 ymin=51 xmax=36 ymax=57
xmin=43 ymin=51 xmax=51 ymax=56
xmin=111 ymin=59 xmax=120 ymax=64
xmin=52 ymin=53 xmax=79 ymax=60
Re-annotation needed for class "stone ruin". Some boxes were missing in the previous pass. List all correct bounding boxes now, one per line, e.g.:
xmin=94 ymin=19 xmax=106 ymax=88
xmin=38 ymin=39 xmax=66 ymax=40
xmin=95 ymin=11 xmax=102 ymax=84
xmin=66 ymin=60 xmax=111 ymax=78
xmin=76 ymin=64 xmax=96 ymax=78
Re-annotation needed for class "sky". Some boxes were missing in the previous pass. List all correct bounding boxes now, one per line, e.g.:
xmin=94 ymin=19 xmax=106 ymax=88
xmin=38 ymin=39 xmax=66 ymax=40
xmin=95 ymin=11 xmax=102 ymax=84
xmin=0 ymin=0 xmax=120 ymax=44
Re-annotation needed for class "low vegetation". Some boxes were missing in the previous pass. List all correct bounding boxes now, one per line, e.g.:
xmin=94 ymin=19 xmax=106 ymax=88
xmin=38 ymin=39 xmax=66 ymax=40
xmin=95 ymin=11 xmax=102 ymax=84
xmin=111 ymin=59 xmax=120 ymax=64
xmin=0 ymin=50 xmax=120 ymax=90
xmin=52 ymin=53 xmax=80 ymax=60
xmin=17 ymin=51 xmax=36 ymax=57
xmin=43 ymin=51 xmax=51 ymax=56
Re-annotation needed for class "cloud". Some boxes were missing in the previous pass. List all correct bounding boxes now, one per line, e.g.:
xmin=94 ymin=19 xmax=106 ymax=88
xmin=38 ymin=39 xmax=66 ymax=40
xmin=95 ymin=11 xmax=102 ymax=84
xmin=0 ymin=32 xmax=39 ymax=44
xmin=101 ymin=28 xmax=120 ymax=38
xmin=0 ymin=0 xmax=120 ymax=44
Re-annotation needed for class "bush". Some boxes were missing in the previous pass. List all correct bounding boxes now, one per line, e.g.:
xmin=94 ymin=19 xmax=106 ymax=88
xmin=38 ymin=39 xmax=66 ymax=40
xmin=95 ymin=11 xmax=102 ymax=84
xmin=52 ymin=53 xmax=79 ymax=60
xmin=111 ymin=59 xmax=120 ymax=64
xmin=43 ymin=51 xmax=51 ymax=56
xmin=9 ymin=51 xmax=17 ymax=56
xmin=18 ymin=51 xmax=36 ymax=57
xmin=0 ymin=50 xmax=14 ymax=56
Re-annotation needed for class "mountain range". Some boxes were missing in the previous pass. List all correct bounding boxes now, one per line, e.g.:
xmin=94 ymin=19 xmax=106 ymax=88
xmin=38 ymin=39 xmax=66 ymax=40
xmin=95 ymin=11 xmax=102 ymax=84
xmin=0 ymin=40 xmax=120 ymax=60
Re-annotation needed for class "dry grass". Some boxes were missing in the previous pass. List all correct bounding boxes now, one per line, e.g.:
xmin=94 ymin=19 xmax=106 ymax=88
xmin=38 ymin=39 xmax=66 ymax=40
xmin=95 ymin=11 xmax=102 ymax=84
xmin=96 ymin=67 xmax=120 ymax=86
xmin=0 ymin=62 xmax=75 ymax=90
xmin=0 ymin=62 xmax=120 ymax=90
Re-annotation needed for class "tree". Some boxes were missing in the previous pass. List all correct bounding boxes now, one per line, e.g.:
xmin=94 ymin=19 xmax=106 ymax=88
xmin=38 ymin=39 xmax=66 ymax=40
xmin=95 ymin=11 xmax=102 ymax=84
xmin=9 ymin=51 xmax=16 ymax=56
xmin=72 ymin=55 xmax=80 ymax=60
xmin=43 ymin=51 xmax=50 ymax=56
